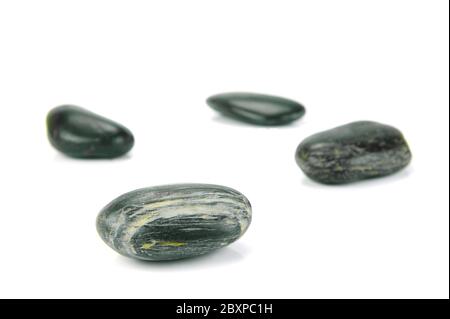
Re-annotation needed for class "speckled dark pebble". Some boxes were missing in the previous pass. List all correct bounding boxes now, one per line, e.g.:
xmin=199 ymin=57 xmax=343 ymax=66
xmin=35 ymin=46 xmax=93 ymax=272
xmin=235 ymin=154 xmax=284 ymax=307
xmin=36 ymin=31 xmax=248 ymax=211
xmin=295 ymin=121 xmax=412 ymax=184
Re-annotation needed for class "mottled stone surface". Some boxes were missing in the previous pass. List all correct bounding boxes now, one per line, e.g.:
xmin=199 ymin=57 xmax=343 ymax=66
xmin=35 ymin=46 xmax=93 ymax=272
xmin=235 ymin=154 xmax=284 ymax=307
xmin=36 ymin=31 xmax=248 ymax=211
xmin=295 ymin=121 xmax=412 ymax=184
xmin=207 ymin=92 xmax=305 ymax=125
xmin=47 ymin=105 xmax=134 ymax=158
xmin=96 ymin=184 xmax=252 ymax=261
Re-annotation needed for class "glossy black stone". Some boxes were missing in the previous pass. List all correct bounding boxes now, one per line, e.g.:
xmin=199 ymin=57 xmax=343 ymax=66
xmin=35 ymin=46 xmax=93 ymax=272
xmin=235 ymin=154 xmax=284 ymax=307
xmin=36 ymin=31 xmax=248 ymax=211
xmin=46 ymin=105 xmax=134 ymax=159
xmin=295 ymin=121 xmax=412 ymax=184
xmin=207 ymin=92 xmax=306 ymax=125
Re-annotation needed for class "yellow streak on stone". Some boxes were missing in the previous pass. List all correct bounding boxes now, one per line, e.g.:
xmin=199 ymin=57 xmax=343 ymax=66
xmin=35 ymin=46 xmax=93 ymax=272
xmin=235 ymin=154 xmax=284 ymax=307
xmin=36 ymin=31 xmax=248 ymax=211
xmin=159 ymin=241 xmax=186 ymax=247
xmin=140 ymin=241 xmax=186 ymax=250
xmin=141 ymin=242 xmax=156 ymax=250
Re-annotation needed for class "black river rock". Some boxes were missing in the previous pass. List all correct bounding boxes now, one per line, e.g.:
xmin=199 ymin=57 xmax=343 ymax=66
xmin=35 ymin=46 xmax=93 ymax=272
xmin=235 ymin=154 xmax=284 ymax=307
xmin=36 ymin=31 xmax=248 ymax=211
xmin=46 ymin=105 xmax=134 ymax=158
xmin=207 ymin=92 xmax=306 ymax=125
xmin=295 ymin=121 xmax=412 ymax=184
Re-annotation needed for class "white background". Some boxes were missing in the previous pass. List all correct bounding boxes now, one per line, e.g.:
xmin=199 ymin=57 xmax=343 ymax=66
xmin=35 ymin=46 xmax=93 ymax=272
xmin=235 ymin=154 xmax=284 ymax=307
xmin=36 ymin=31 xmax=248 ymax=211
xmin=0 ymin=0 xmax=448 ymax=299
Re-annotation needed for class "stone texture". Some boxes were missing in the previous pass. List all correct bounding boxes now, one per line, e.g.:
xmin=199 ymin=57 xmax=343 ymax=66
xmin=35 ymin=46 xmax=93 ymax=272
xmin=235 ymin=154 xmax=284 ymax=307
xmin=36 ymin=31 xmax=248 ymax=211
xmin=96 ymin=184 xmax=252 ymax=261
xmin=295 ymin=121 xmax=412 ymax=184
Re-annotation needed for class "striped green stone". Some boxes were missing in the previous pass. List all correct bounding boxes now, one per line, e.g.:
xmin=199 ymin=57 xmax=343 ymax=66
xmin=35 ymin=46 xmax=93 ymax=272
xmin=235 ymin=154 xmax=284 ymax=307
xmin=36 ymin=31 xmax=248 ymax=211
xmin=96 ymin=184 xmax=252 ymax=261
